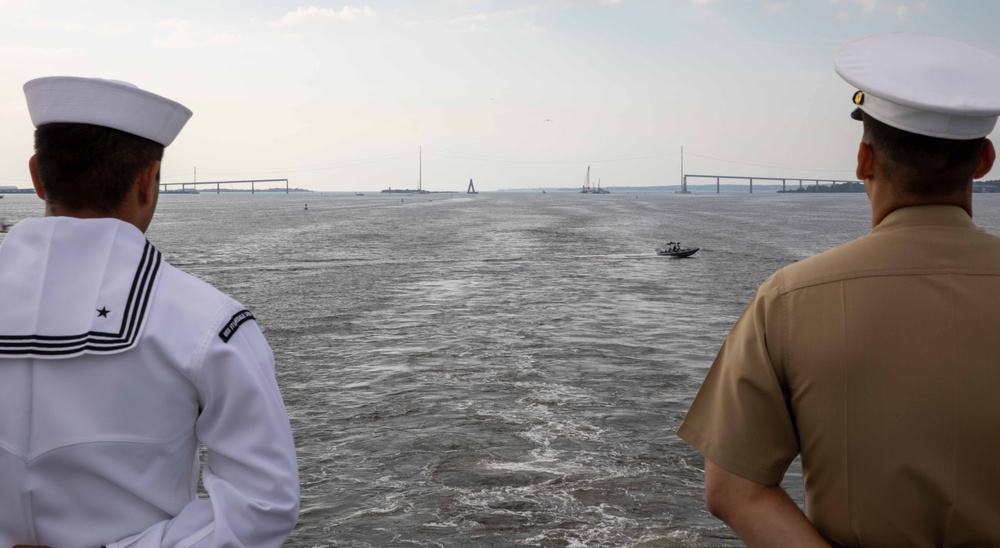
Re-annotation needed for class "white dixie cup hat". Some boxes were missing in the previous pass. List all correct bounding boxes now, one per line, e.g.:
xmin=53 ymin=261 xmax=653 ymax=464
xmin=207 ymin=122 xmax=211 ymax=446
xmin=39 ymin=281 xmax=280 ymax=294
xmin=23 ymin=76 xmax=193 ymax=146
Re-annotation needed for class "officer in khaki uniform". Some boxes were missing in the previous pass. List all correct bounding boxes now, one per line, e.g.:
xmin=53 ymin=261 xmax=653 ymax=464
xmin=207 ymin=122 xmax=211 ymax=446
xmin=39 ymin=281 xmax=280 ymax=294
xmin=678 ymin=33 xmax=1000 ymax=547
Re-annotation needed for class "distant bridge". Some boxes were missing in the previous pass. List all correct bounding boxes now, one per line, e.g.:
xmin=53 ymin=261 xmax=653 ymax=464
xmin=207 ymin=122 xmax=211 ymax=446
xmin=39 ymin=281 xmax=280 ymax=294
xmin=160 ymin=178 xmax=290 ymax=194
xmin=679 ymin=174 xmax=862 ymax=194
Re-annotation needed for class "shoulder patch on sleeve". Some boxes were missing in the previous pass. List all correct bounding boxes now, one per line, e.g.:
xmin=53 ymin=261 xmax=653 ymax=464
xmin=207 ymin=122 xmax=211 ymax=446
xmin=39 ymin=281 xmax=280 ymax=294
xmin=219 ymin=309 xmax=256 ymax=343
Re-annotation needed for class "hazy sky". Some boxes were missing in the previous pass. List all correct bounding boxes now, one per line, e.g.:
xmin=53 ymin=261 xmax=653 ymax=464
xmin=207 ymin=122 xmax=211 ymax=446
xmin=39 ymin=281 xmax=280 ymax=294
xmin=0 ymin=0 xmax=997 ymax=192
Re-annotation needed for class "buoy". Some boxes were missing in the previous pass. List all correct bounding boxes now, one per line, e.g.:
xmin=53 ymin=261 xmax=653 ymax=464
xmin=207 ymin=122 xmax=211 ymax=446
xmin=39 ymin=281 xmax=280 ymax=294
xmin=304 ymin=203 xmax=308 ymax=210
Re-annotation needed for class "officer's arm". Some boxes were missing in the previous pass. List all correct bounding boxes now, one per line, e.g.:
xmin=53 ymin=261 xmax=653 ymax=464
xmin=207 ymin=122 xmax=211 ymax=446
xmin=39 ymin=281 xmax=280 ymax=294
xmin=705 ymin=459 xmax=829 ymax=547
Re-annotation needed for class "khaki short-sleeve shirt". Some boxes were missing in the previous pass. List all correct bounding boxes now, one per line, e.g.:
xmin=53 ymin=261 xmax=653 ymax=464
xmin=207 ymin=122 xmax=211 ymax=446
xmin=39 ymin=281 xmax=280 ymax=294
xmin=678 ymin=205 xmax=1000 ymax=547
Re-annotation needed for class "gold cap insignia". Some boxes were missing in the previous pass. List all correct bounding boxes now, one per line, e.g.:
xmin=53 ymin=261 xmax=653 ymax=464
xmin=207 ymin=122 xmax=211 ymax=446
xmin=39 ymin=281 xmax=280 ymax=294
xmin=853 ymin=90 xmax=865 ymax=106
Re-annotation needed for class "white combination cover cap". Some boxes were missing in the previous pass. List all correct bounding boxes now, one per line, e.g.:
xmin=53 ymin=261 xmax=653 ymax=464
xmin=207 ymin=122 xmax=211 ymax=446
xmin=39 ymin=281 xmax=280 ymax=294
xmin=836 ymin=32 xmax=1000 ymax=140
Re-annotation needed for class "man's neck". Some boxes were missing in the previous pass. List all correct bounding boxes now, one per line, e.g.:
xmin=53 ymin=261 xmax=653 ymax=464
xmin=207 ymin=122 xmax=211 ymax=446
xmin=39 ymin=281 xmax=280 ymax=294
xmin=868 ymin=182 xmax=972 ymax=227
xmin=44 ymin=204 xmax=147 ymax=232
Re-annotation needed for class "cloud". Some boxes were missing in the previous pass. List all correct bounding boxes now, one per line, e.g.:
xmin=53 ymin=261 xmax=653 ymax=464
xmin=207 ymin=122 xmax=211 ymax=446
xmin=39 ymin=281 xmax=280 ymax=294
xmin=549 ymin=0 xmax=622 ymax=4
xmin=853 ymin=0 xmax=877 ymax=13
xmin=42 ymin=21 xmax=85 ymax=31
xmin=154 ymin=20 xmax=198 ymax=48
xmin=831 ymin=0 xmax=926 ymax=22
xmin=152 ymin=19 xmax=242 ymax=48
xmin=522 ymin=21 xmax=544 ymax=33
xmin=269 ymin=6 xmax=375 ymax=27
xmin=895 ymin=1 xmax=928 ymax=20
xmin=38 ymin=21 xmax=129 ymax=36
xmin=763 ymin=2 xmax=790 ymax=12
xmin=204 ymin=33 xmax=243 ymax=46
xmin=0 ymin=44 xmax=84 ymax=61
xmin=444 ymin=6 xmax=543 ymax=32
xmin=447 ymin=6 xmax=538 ymax=25
xmin=0 ymin=44 xmax=86 ymax=73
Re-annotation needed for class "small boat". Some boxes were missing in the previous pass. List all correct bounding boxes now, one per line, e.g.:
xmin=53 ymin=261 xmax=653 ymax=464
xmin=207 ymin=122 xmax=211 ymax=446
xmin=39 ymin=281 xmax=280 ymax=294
xmin=355 ymin=192 xmax=365 ymax=196
xmin=656 ymin=242 xmax=699 ymax=258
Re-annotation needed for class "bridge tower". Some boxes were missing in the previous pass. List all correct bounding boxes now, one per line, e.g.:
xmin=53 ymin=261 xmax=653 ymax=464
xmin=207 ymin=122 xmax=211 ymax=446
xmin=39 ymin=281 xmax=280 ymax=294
xmin=467 ymin=178 xmax=478 ymax=194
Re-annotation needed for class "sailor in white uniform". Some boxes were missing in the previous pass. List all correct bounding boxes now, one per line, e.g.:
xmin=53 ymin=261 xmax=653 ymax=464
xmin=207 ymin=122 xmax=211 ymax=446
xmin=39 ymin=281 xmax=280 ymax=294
xmin=0 ymin=77 xmax=299 ymax=547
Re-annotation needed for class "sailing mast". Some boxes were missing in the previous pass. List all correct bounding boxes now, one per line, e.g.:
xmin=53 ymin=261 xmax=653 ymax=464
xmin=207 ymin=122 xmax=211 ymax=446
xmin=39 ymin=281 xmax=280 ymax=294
xmin=582 ymin=165 xmax=591 ymax=193
xmin=419 ymin=146 xmax=422 ymax=192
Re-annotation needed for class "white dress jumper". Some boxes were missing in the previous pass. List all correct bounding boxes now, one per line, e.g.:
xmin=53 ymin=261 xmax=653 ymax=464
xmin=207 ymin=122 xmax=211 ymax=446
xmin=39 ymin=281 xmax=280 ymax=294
xmin=0 ymin=217 xmax=299 ymax=547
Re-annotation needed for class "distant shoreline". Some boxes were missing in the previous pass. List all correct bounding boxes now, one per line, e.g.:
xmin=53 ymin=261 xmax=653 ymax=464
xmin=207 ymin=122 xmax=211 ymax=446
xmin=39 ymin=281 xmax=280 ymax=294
xmin=4 ymin=179 xmax=999 ymax=194
xmin=380 ymin=189 xmax=460 ymax=194
xmin=497 ymin=184 xmax=863 ymax=193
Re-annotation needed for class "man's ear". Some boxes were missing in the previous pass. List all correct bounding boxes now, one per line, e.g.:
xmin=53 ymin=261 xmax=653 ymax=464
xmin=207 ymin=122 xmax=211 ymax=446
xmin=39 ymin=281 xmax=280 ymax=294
xmin=856 ymin=141 xmax=874 ymax=181
xmin=28 ymin=155 xmax=45 ymax=201
xmin=136 ymin=160 xmax=161 ymax=207
xmin=973 ymin=139 xmax=996 ymax=179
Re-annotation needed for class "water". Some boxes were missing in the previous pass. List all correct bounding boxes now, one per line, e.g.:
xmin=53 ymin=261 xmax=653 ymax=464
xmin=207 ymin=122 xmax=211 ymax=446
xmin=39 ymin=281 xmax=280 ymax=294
xmin=5 ymin=190 xmax=1000 ymax=546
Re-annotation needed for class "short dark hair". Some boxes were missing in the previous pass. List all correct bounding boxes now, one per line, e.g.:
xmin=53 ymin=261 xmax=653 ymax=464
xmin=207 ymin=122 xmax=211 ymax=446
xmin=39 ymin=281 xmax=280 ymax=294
xmin=34 ymin=123 xmax=164 ymax=212
xmin=861 ymin=113 xmax=984 ymax=196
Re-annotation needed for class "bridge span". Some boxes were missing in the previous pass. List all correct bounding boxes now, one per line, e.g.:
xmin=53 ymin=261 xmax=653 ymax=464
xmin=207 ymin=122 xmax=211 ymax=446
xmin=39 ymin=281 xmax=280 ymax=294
xmin=678 ymin=174 xmax=862 ymax=194
xmin=160 ymin=178 xmax=290 ymax=194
